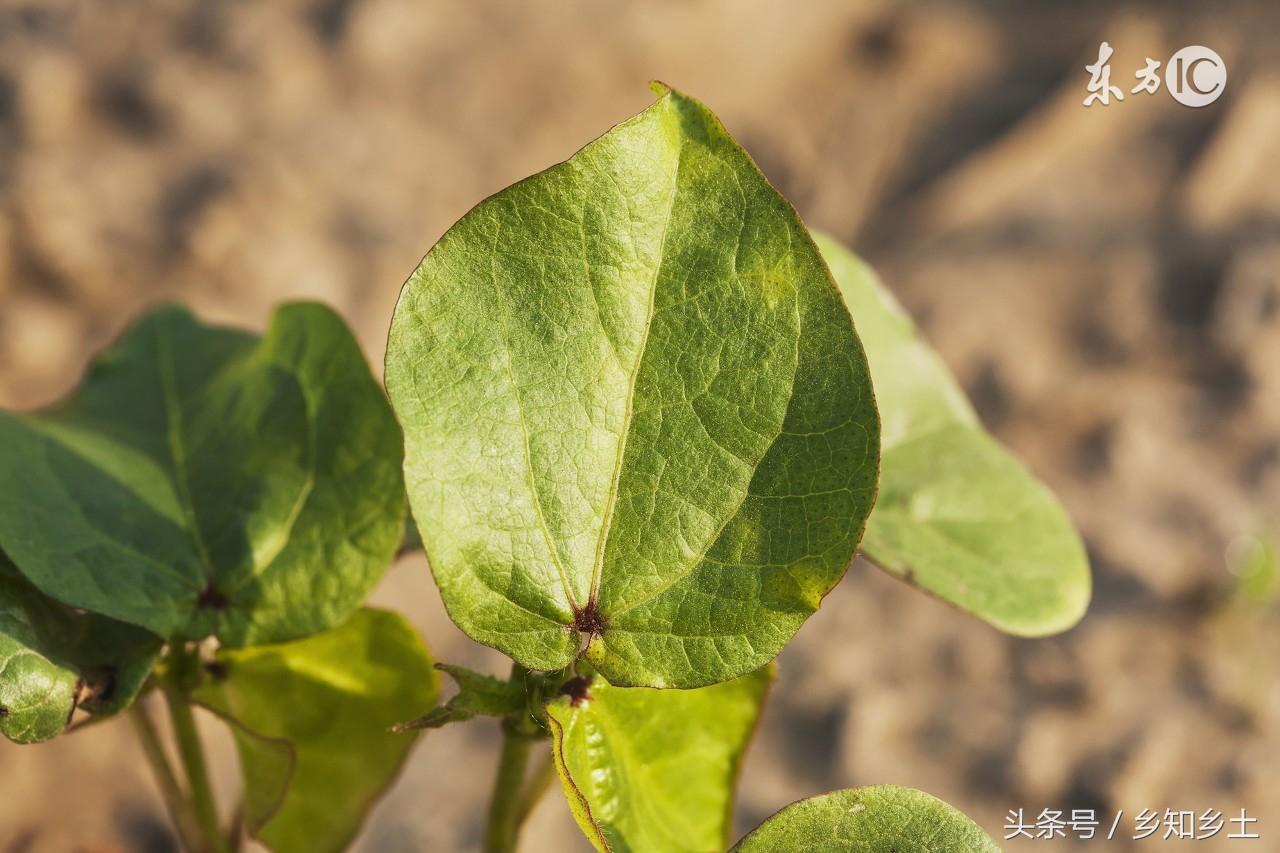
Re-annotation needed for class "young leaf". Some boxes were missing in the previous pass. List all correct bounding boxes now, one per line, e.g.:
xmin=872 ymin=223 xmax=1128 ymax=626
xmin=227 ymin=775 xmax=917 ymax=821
xmin=815 ymin=234 xmax=1091 ymax=636
xmin=395 ymin=663 xmax=526 ymax=731
xmin=386 ymin=84 xmax=879 ymax=688
xmin=547 ymin=665 xmax=772 ymax=852
xmin=0 ymin=556 xmax=160 ymax=744
xmin=731 ymin=786 xmax=1000 ymax=852
xmin=0 ymin=303 xmax=405 ymax=646
xmin=192 ymin=608 xmax=437 ymax=853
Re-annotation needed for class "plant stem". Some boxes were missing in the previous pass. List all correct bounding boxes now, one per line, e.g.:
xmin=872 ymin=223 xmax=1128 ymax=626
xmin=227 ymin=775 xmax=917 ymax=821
xmin=130 ymin=699 xmax=204 ymax=852
xmin=484 ymin=663 xmax=545 ymax=853
xmin=515 ymin=746 xmax=557 ymax=826
xmin=163 ymin=675 xmax=230 ymax=853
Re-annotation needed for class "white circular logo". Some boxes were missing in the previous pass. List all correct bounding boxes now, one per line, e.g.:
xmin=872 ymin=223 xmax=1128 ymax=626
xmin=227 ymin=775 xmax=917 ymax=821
xmin=1165 ymin=45 xmax=1227 ymax=107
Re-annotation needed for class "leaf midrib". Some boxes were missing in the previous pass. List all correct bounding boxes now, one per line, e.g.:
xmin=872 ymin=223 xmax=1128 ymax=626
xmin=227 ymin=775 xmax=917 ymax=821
xmin=226 ymin=354 xmax=318 ymax=597
xmin=157 ymin=321 xmax=320 ymax=600
xmin=586 ymin=115 xmax=682 ymax=611
xmin=157 ymin=319 xmax=219 ymax=586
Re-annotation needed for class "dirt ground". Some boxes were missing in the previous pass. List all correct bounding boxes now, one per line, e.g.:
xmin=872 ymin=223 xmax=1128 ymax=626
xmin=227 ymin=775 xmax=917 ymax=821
xmin=1 ymin=1 xmax=1278 ymax=851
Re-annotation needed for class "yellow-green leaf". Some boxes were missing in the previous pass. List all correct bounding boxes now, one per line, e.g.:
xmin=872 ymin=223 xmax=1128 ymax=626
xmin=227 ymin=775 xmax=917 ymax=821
xmin=816 ymin=234 xmax=1090 ymax=636
xmin=193 ymin=608 xmax=437 ymax=853
xmin=387 ymin=84 xmax=878 ymax=688
xmin=547 ymin=665 xmax=772 ymax=852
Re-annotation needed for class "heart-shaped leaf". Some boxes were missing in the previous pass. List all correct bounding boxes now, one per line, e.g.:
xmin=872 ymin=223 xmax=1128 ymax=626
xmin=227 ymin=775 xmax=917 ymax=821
xmin=386 ymin=84 xmax=879 ymax=688
xmin=815 ymin=234 xmax=1090 ymax=636
xmin=731 ymin=786 xmax=1000 ymax=852
xmin=547 ymin=665 xmax=772 ymax=852
xmin=0 ymin=303 xmax=405 ymax=646
xmin=193 ymin=608 xmax=437 ymax=853
xmin=0 ymin=556 xmax=160 ymax=744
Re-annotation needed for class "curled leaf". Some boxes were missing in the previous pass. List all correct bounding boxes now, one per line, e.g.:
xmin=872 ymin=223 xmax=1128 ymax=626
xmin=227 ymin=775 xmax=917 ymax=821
xmin=0 ymin=557 xmax=160 ymax=744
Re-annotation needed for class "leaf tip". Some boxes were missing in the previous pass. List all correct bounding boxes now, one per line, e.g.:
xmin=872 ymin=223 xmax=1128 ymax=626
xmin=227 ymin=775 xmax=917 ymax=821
xmin=648 ymin=79 xmax=673 ymax=98
xmin=1010 ymin=578 xmax=1093 ymax=638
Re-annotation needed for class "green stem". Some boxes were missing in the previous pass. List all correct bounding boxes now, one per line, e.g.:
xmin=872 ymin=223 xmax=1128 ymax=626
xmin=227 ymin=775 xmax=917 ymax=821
xmin=130 ymin=700 xmax=204 ymax=852
xmin=485 ymin=720 xmax=535 ymax=852
xmin=515 ymin=746 xmax=557 ymax=826
xmin=163 ymin=652 xmax=231 ymax=853
xmin=484 ymin=663 xmax=545 ymax=853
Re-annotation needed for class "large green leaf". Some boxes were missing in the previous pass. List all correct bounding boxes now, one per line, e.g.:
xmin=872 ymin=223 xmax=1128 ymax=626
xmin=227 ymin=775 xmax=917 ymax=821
xmin=547 ymin=665 xmax=772 ymax=852
xmin=0 ymin=556 xmax=160 ymax=744
xmin=815 ymin=234 xmax=1090 ymax=636
xmin=731 ymin=786 xmax=1000 ymax=852
xmin=192 ymin=608 xmax=437 ymax=853
xmin=0 ymin=303 xmax=405 ymax=646
xmin=386 ymin=84 xmax=879 ymax=688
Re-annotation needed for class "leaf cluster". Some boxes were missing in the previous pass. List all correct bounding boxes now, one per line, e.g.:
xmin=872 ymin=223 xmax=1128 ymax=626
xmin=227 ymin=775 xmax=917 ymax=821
xmin=383 ymin=84 xmax=1088 ymax=851
xmin=0 ymin=84 xmax=1091 ymax=852
xmin=0 ymin=303 xmax=430 ymax=848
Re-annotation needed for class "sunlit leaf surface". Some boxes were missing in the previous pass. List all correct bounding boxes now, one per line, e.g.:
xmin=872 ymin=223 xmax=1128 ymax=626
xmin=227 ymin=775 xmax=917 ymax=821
xmin=387 ymin=85 xmax=878 ymax=687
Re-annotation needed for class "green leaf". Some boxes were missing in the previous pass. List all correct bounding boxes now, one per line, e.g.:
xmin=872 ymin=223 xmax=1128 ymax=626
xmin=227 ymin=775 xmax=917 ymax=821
xmin=547 ymin=665 xmax=772 ymax=852
xmin=1231 ymin=535 xmax=1278 ymax=605
xmin=731 ymin=786 xmax=1001 ymax=852
xmin=394 ymin=663 xmax=526 ymax=730
xmin=192 ymin=608 xmax=437 ymax=853
xmin=815 ymin=234 xmax=1090 ymax=636
xmin=0 ymin=303 xmax=405 ymax=646
xmin=386 ymin=83 xmax=879 ymax=688
xmin=0 ymin=556 xmax=160 ymax=744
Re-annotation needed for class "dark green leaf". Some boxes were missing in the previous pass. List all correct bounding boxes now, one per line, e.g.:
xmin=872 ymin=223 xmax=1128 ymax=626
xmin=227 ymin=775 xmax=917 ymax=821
xmin=547 ymin=665 xmax=772 ymax=852
xmin=193 ymin=608 xmax=437 ymax=853
xmin=0 ymin=556 xmax=160 ymax=744
xmin=816 ymin=234 xmax=1090 ymax=636
xmin=386 ymin=84 xmax=879 ymax=688
xmin=394 ymin=663 xmax=525 ymax=731
xmin=731 ymin=786 xmax=1000 ymax=852
xmin=0 ymin=303 xmax=405 ymax=645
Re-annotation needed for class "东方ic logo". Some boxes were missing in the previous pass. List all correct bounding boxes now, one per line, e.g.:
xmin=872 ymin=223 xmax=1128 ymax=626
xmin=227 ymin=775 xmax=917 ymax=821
xmin=1084 ymin=43 xmax=1226 ymax=108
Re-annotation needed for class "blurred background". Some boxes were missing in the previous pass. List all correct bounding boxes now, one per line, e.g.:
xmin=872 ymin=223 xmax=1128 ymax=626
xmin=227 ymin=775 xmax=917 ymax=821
xmin=1 ymin=1 xmax=1278 ymax=850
